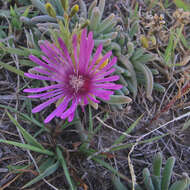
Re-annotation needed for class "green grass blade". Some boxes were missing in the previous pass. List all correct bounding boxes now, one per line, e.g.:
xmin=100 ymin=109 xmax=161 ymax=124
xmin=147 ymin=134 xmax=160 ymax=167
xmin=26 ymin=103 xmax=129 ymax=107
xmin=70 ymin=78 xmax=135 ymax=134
xmin=114 ymin=115 xmax=143 ymax=145
xmin=164 ymin=32 xmax=174 ymax=65
xmin=79 ymin=147 xmax=128 ymax=181
xmin=0 ymin=104 xmax=47 ymax=130
xmin=39 ymin=157 xmax=55 ymax=172
xmin=19 ymin=59 xmax=37 ymax=67
xmin=20 ymin=47 xmax=42 ymax=57
xmin=92 ymin=157 xmax=128 ymax=181
xmin=7 ymin=111 xmax=45 ymax=150
xmin=0 ymin=61 xmax=25 ymax=77
xmin=22 ymin=161 xmax=59 ymax=188
xmin=0 ymin=139 xmax=54 ymax=156
xmin=88 ymin=105 xmax=93 ymax=132
xmin=0 ymin=43 xmax=28 ymax=56
xmin=111 ymin=134 xmax=167 ymax=152
xmin=7 ymin=164 xmax=29 ymax=174
xmin=179 ymin=33 xmax=190 ymax=50
xmin=0 ymin=43 xmax=42 ymax=57
xmin=56 ymin=147 xmax=76 ymax=190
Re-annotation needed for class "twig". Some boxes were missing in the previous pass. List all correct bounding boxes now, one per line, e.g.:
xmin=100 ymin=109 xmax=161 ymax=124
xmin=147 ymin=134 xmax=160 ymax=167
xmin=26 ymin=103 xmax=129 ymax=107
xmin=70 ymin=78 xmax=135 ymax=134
xmin=128 ymin=109 xmax=190 ymax=189
xmin=96 ymin=116 xmax=137 ymax=138
xmin=150 ymin=81 xmax=190 ymax=125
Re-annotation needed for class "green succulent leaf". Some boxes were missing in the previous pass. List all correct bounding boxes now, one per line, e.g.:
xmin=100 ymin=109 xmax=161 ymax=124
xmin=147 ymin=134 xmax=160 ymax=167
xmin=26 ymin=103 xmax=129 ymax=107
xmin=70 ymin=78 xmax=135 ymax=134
xmin=169 ymin=178 xmax=190 ymax=190
xmin=88 ymin=0 xmax=97 ymax=19
xmin=89 ymin=7 xmax=101 ymax=31
xmin=143 ymin=168 xmax=155 ymax=190
xmin=98 ymin=0 xmax=105 ymax=20
xmin=153 ymin=152 xmax=163 ymax=177
xmin=112 ymin=177 xmax=128 ymax=190
xmin=79 ymin=0 xmax=87 ymax=18
xmin=161 ymin=157 xmax=176 ymax=190
xmin=31 ymin=0 xmax=47 ymax=14
xmin=134 ymin=62 xmax=154 ymax=101
xmin=105 ymin=95 xmax=132 ymax=105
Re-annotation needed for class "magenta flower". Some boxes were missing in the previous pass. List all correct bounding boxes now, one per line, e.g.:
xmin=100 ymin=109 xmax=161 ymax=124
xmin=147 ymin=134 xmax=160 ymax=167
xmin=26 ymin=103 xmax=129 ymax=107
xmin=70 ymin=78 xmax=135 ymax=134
xmin=24 ymin=29 xmax=122 ymax=123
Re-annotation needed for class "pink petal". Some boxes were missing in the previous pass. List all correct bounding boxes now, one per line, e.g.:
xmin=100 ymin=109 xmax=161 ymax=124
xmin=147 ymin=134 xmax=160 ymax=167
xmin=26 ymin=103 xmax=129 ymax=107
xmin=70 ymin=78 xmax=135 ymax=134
xmin=40 ymin=91 xmax=64 ymax=100
xmin=87 ymin=44 xmax=103 ymax=72
xmin=44 ymin=97 xmax=71 ymax=123
xmin=95 ymin=68 xmax=116 ymax=79
xmin=90 ymin=51 xmax=112 ymax=74
xmin=83 ymin=96 xmax=88 ymax=105
xmin=28 ymin=89 xmax=62 ymax=98
xmin=87 ymin=94 xmax=100 ymax=103
xmin=23 ymin=84 xmax=63 ymax=93
xmin=60 ymin=99 xmax=78 ymax=119
xmin=68 ymin=112 xmax=75 ymax=122
xmin=29 ymin=55 xmax=56 ymax=72
xmin=84 ymin=32 xmax=94 ymax=71
xmin=33 ymin=67 xmax=52 ymax=76
xmin=24 ymin=73 xmax=55 ymax=81
xmin=94 ymin=75 xmax=119 ymax=83
xmin=32 ymin=94 xmax=64 ymax=113
xmin=40 ymin=42 xmax=60 ymax=66
xmin=94 ymin=83 xmax=122 ymax=90
xmin=79 ymin=29 xmax=87 ymax=68
xmin=49 ymin=43 xmax=72 ymax=67
xmin=92 ymin=89 xmax=114 ymax=100
xmin=56 ymin=97 xmax=71 ymax=117
xmin=40 ymin=55 xmax=58 ymax=69
xmin=58 ymin=38 xmax=73 ymax=66
xmin=95 ymin=57 xmax=117 ymax=76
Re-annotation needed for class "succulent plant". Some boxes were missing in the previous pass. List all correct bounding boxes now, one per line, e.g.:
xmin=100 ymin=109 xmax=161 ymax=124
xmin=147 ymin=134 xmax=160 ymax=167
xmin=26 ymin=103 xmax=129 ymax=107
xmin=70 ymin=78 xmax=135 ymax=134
xmin=114 ymin=2 xmax=166 ymax=100
xmin=17 ymin=0 xmax=132 ymax=106
xmin=78 ymin=0 xmax=165 ymax=100
xmin=78 ymin=0 xmax=119 ymax=48
xmin=19 ymin=0 xmax=165 ymax=101
xmin=113 ymin=152 xmax=190 ymax=190
xmin=20 ymin=0 xmax=64 ymax=25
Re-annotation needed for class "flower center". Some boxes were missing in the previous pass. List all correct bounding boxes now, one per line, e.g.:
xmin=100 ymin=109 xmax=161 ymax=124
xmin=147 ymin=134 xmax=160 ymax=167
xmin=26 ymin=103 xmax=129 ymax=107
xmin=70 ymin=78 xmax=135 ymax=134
xmin=69 ymin=74 xmax=84 ymax=93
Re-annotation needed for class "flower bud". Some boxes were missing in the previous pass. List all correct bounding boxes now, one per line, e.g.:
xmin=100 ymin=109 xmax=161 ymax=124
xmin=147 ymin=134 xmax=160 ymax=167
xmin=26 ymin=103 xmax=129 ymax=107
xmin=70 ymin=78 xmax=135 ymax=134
xmin=140 ymin=35 xmax=149 ymax=49
xmin=69 ymin=4 xmax=79 ymax=18
xmin=45 ymin=3 xmax=56 ymax=18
